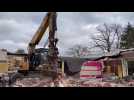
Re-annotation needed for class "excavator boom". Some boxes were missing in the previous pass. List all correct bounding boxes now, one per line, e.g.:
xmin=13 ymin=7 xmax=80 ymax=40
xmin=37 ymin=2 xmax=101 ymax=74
xmin=28 ymin=12 xmax=50 ymax=54
xmin=28 ymin=12 xmax=59 ymax=73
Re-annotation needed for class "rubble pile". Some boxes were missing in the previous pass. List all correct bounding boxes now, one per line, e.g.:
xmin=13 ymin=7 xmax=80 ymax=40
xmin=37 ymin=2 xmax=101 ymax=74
xmin=12 ymin=78 xmax=132 ymax=87
xmin=127 ymin=80 xmax=134 ymax=86
xmin=13 ymin=78 xmax=38 ymax=87
xmin=12 ymin=77 xmax=77 ymax=87
xmin=64 ymin=78 xmax=126 ymax=87
xmin=65 ymin=79 xmax=80 ymax=87
xmin=11 ymin=75 xmax=134 ymax=87
xmin=60 ymin=77 xmax=134 ymax=87
xmin=80 ymin=81 xmax=127 ymax=87
xmin=13 ymin=77 xmax=52 ymax=87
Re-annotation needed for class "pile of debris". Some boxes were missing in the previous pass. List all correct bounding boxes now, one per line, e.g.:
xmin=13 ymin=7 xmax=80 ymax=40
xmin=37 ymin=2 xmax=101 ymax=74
xmin=12 ymin=77 xmax=51 ymax=87
xmin=64 ymin=77 xmax=80 ymax=87
xmin=11 ymin=75 xmax=76 ymax=87
xmin=79 ymin=80 xmax=127 ymax=87
xmin=11 ymin=77 xmax=134 ymax=87
xmin=10 ymin=73 xmax=134 ymax=87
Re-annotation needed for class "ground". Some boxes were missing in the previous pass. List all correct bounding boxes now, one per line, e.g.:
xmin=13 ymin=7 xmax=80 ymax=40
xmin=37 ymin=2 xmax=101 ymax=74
xmin=10 ymin=73 xmax=134 ymax=87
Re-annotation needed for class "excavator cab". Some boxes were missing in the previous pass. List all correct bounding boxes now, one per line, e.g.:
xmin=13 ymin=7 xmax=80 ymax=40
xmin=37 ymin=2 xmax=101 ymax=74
xmin=28 ymin=48 xmax=48 ymax=71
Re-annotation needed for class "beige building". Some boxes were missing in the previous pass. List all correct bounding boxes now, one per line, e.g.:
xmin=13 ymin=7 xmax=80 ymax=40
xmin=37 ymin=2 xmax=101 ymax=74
xmin=7 ymin=52 xmax=29 ymax=72
xmin=0 ymin=49 xmax=8 ymax=73
xmin=0 ymin=49 xmax=29 ymax=74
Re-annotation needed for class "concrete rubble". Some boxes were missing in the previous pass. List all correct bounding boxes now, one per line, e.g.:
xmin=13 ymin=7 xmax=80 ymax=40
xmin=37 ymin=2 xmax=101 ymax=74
xmin=0 ymin=71 xmax=134 ymax=87
xmin=10 ymin=76 xmax=134 ymax=87
xmin=12 ymin=77 xmax=52 ymax=87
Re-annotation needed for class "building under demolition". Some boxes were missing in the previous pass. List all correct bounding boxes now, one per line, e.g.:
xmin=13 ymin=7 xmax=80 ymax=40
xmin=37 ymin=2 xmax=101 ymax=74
xmin=61 ymin=48 xmax=134 ymax=79
xmin=0 ymin=48 xmax=134 ymax=79
xmin=94 ymin=48 xmax=134 ymax=78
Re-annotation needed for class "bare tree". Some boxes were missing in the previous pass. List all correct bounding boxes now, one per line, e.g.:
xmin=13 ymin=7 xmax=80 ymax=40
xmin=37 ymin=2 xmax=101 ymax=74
xmin=67 ymin=44 xmax=90 ymax=57
xmin=91 ymin=23 xmax=123 ymax=53
xmin=111 ymin=24 xmax=123 ymax=49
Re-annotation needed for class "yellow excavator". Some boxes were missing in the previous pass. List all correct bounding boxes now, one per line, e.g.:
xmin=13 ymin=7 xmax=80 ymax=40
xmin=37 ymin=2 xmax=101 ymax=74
xmin=19 ymin=12 xmax=64 ymax=76
xmin=3 ymin=12 xmax=76 ymax=84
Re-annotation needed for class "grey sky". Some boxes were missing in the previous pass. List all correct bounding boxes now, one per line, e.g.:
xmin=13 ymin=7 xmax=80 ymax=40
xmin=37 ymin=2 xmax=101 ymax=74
xmin=0 ymin=12 xmax=134 ymax=56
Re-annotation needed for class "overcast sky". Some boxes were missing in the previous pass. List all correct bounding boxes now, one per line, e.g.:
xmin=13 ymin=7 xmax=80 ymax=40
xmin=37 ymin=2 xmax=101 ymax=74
xmin=0 ymin=12 xmax=134 ymax=56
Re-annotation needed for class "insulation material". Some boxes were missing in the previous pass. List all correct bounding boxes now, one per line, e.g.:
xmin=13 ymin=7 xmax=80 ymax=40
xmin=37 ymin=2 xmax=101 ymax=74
xmin=80 ymin=61 xmax=102 ymax=79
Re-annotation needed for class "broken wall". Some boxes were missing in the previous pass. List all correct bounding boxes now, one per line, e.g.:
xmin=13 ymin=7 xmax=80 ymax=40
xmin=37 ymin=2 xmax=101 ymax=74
xmin=103 ymin=59 xmax=123 ymax=78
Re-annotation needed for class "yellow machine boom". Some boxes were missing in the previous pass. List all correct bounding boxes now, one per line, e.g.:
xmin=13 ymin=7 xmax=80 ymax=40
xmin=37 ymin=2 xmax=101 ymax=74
xmin=28 ymin=12 xmax=50 ymax=54
xmin=28 ymin=12 xmax=59 ymax=74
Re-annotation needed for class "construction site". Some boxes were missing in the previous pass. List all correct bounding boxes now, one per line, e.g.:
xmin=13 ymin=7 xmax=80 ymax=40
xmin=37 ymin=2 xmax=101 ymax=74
xmin=0 ymin=12 xmax=134 ymax=87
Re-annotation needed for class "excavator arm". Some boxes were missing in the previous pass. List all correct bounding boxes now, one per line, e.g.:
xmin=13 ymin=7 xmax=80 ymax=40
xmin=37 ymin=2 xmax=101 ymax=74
xmin=28 ymin=12 xmax=59 ymax=73
xmin=28 ymin=12 xmax=50 ymax=54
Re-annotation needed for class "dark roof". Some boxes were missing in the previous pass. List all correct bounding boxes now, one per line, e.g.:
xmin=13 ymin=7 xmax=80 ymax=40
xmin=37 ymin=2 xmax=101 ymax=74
xmin=120 ymin=48 xmax=134 ymax=53
xmin=94 ymin=48 xmax=134 ymax=60
xmin=7 ymin=52 xmax=28 ymax=56
xmin=94 ymin=53 xmax=121 ymax=60
xmin=120 ymin=50 xmax=134 ymax=59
